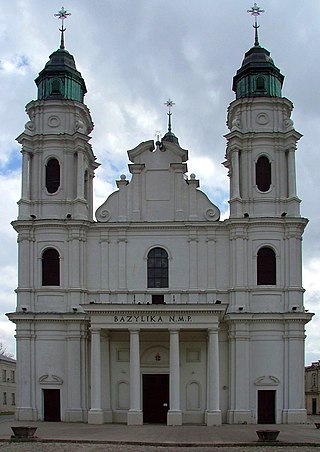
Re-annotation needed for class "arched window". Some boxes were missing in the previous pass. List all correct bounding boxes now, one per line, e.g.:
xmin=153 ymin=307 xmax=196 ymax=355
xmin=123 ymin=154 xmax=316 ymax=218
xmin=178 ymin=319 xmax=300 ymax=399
xmin=51 ymin=79 xmax=61 ymax=95
xmin=42 ymin=248 xmax=60 ymax=286
xmin=256 ymin=156 xmax=271 ymax=192
xmin=46 ymin=158 xmax=60 ymax=194
xmin=256 ymin=76 xmax=265 ymax=91
xmin=147 ymin=248 xmax=168 ymax=288
xmin=257 ymin=247 xmax=276 ymax=285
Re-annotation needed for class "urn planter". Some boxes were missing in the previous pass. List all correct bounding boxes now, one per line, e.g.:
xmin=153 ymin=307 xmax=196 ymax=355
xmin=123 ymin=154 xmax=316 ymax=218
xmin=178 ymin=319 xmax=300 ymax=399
xmin=256 ymin=429 xmax=280 ymax=442
xmin=11 ymin=426 xmax=38 ymax=439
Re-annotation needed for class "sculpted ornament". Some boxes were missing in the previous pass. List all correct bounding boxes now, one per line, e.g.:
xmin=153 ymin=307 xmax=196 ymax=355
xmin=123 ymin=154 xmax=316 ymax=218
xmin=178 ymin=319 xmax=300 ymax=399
xmin=231 ymin=111 xmax=242 ymax=130
xmin=96 ymin=209 xmax=111 ymax=222
xmin=283 ymin=111 xmax=294 ymax=130
xmin=255 ymin=112 xmax=269 ymax=125
xmin=75 ymin=115 xmax=86 ymax=133
xmin=47 ymin=115 xmax=61 ymax=128
xmin=25 ymin=114 xmax=35 ymax=133
xmin=204 ymin=207 xmax=220 ymax=221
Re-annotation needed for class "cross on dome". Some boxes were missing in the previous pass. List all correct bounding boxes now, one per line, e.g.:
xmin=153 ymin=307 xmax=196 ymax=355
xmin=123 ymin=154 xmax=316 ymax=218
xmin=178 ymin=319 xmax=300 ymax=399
xmin=164 ymin=99 xmax=175 ymax=133
xmin=247 ymin=3 xmax=265 ymax=47
xmin=54 ymin=7 xmax=71 ymax=50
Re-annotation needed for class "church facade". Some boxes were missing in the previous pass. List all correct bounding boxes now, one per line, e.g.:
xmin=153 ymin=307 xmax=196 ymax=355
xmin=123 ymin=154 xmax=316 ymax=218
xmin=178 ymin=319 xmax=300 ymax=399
xmin=8 ymin=25 xmax=312 ymax=425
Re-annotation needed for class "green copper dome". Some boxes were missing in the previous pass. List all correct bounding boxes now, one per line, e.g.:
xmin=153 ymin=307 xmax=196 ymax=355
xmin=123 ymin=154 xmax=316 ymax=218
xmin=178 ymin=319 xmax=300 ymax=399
xmin=232 ymin=45 xmax=284 ymax=99
xmin=162 ymin=130 xmax=179 ymax=145
xmin=35 ymin=48 xmax=87 ymax=102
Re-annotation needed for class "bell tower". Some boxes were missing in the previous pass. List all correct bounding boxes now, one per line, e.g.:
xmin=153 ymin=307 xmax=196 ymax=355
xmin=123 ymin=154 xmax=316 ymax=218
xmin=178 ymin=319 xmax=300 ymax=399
xmin=224 ymin=4 xmax=301 ymax=219
xmin=17 ymin=7 xmax=99 ymax=221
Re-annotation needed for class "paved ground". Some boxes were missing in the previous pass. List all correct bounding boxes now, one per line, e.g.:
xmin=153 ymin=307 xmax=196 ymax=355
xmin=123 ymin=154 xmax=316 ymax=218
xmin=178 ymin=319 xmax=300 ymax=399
xmin=1 ymin=445 xmax=320 ymax=452
xmin=0 ymin=416 xmax=320 ymax=450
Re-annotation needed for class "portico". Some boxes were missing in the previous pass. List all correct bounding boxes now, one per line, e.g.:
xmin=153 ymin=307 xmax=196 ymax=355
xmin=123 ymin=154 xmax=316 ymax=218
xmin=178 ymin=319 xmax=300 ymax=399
xmin=84 ymin=304 xmax=226 ymax=425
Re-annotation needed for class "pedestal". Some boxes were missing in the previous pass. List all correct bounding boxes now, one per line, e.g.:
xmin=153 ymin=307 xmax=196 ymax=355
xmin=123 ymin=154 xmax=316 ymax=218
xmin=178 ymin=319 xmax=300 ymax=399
xmin=127 ymin=409 xmax=143 ymax=425
xmin=167 ymin=410 xmax=182 ymax=426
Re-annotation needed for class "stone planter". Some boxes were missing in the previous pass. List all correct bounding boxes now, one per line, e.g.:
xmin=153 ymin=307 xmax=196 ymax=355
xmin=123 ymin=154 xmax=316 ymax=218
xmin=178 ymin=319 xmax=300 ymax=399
xmin=256 ymin=429 xmax=280 ymax=441
xmin=11 ymin=426 xmax=38 ymax=439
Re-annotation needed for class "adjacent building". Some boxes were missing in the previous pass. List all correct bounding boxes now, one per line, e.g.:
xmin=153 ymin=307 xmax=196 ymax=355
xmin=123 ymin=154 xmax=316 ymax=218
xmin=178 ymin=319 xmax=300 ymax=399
xmin=7 ymin=18 xmax=312 ymax=425
xmin=0 ymin=355 xmax=16 ymax=413
xmin=305 ymin=361 xmax=320 ymax=415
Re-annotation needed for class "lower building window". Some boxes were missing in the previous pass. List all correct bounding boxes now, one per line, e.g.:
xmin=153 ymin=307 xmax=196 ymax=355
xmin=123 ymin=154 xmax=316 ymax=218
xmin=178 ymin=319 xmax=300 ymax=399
xmin=152 ymin=294 xmax=165 ymax=304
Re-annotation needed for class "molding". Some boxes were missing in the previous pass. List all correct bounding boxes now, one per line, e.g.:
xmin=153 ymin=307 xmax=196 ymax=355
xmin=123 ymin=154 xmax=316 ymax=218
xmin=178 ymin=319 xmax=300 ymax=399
xmin=39 ymin=374 xmax=63 ymax=385
xmin=254 ymin=375 xmax=280 ymax=386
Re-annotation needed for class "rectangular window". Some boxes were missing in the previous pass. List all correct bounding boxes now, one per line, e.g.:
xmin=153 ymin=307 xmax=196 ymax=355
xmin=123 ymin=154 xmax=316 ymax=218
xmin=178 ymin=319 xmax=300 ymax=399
xmin=11 ymin=371 xmax=15 ymax=383
xmin=11 ymin=393 xmax=15 ymax=406
xmin=3 ymin=392 xmax=7 ymax=405
xmin=2 ymin=370 xmax=6 ymax=383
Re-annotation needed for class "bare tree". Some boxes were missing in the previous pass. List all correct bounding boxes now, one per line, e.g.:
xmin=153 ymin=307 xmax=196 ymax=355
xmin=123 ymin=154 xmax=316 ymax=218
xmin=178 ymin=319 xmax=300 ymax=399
xmin=0 ymin=343 xmax=14 ymax=359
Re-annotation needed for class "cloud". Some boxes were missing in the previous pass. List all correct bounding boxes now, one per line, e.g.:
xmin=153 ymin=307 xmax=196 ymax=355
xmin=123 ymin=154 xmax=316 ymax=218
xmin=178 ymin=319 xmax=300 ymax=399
xmin=1 ymin=0 xmax=320 ymax=365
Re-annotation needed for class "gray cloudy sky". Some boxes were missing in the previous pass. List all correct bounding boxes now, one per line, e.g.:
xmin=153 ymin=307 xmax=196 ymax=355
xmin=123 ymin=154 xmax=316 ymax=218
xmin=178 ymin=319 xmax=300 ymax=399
xmin=0 ymin=1 xmax=319 ymax=363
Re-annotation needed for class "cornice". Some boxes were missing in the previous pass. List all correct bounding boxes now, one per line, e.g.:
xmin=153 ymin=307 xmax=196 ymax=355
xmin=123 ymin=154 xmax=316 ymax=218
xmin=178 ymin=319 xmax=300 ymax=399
xmin=7 ymin=312 xmax=88 ymax=323
xmin=225 ymin=312 xmax=313 ymax=324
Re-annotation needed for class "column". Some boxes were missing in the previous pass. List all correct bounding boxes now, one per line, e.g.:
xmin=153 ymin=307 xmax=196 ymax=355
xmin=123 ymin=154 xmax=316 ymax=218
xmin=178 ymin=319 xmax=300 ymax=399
xmin=118 ymin=236 xmax=127 ymax=290
xmin=227 ymin=321 xmax=251 ymax=424
xmin=206 ymin=328 xmax=222 ymax=425
xmin=15 ymin=323 xmax=37 ymax=420
xmin=127 ymin=329 xmax=143 ymax=425
xmin=65 ymin=325 xmax=84 ymax=422
xmin=76 ymin=150 xmax=84 ymax=199
xmin=21 ymin=150 xmax=30 ymax=200
xmin=231 ymin=149 xmax=240 ymax=198
xmin=282 ymin=323 xmax=308 ymax=423
xmin=287 ymin=148 xmax=297 ymax=198
xmin=88 ymin=328 xmax=104 ymax=424
xmin=101 ymin=332 xmax=112 ymax=422
xmin=167 ymin=329 xmax=182 ymax=425
xmin=189 ymin=237 xmax=198 ymax=290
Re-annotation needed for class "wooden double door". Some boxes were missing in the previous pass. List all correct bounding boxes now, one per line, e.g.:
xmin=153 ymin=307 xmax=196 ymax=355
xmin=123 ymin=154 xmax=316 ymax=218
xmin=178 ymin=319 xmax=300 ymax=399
xmin=143 ymin=374 xmax=169 ymax=423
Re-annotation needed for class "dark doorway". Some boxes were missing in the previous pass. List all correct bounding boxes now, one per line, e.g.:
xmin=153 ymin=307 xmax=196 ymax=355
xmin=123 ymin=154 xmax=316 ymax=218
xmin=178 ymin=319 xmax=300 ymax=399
xmin=43 ymin=389 xmax=61 ymax=421
xmin=143 ymin=374 xmax=169 ymax=423
xmin=312 ymin=398 xmax=317 ymax=415
xmin=257 ymin=390 xmax=276 ymax=424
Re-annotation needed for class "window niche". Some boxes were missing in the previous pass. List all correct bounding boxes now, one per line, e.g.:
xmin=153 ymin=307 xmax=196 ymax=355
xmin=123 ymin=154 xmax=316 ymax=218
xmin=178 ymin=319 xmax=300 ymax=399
xmin=256 ymin=156 xmax=271 ymax=192
xmin=257 ymin=247 xmax=276 ymax=285
xmin=42 ymin=248 xmax=60 ymax=286
xmin=45 ymin=158 xmax=60 ymax=194
xmin=256 ymin=76 xmax=265 ymax=91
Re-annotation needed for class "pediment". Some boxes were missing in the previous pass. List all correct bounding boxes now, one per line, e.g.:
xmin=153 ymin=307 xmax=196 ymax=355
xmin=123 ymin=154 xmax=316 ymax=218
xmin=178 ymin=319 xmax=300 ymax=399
xmin=127 ymin=140 xmax=188 ymax=164
xmin=39 ymin=374 xmax=64 ymax=385
xmin=254 ymin=375 xmax=280 ymax=386
xmin=96 ymin=138 xmax=220 ymax=223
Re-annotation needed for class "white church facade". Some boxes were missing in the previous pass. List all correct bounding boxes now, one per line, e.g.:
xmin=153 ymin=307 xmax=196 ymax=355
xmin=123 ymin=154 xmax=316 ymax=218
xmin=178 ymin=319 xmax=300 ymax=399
xmin=8 ymin=13 xmax=312 ymax=425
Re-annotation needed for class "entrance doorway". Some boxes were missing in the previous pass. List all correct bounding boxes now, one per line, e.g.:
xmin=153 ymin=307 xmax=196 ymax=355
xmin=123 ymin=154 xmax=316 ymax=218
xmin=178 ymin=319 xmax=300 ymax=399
xmin=143 ymin=374 xmax=169 ymax=423
xmin=257 ymin=390 xmax=276 ymax=424
xmin=43 ymin=389 xmax=61 ymax=421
